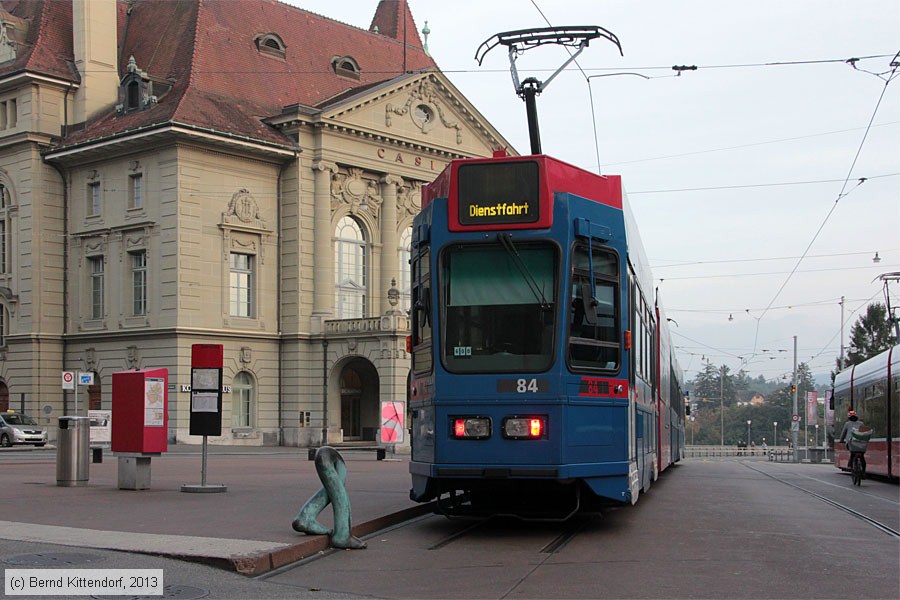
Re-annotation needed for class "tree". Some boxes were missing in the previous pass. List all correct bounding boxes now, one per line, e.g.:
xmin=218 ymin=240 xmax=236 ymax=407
xmin=846 ymin=302 xmax=896 ymax=366
xmin=693 ymin=361 xmax=740 ymax=407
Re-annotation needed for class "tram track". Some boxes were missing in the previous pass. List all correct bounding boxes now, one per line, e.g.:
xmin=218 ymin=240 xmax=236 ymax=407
xmin=424 ymin=513 xmax=596 ymax=554
xmin=741 ymin=462 xmax=900 ymax=539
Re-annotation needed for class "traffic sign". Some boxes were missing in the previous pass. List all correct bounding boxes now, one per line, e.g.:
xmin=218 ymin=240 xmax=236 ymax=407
xmin=791 ymin=414 xmax=800 ymax=422
xmin=78 ymin=372 xmax=95 ymax=386
xmin=62 ymin=371 xmax=75 ymax=390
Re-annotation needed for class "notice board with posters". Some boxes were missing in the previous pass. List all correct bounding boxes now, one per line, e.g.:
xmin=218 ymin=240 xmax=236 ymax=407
xmin=189 ymin=344 xmax=223 ymax=436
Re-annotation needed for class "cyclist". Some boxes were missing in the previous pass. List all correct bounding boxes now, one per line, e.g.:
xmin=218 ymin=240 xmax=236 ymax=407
xmin=838 ymin=410 xmax=868 ymax=476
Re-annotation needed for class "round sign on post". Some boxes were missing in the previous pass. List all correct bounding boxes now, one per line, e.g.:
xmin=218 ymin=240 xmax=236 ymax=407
xmin=62 ymin=371 xmax=75 ymax=390
xmin=791 ymin=414 xmax=801 ymax=422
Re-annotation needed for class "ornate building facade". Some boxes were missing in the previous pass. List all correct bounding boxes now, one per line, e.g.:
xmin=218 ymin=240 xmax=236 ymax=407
xmin=0 ymin=0 xmax=511 ymax=446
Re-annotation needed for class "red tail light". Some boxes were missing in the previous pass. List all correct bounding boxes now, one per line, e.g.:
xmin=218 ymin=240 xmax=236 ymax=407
xmin=502 ymin=416 xmax=547 ymax=440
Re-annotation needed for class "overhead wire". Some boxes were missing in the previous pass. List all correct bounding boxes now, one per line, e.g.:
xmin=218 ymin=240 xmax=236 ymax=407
xmin=629 ymin=172 xmax=899 ymax=195
xmin=520 ymin=2 xmax=898 ymax=378
xmin=750 ymin=53 xmax=900 ymax=355
xmin=604 ymin=121 xmax=900 ymax=166
xmin=652 ymin=250 xmax=892 ymax=269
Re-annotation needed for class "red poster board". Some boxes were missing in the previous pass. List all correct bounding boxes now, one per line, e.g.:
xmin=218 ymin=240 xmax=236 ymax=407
xmin=111 ymin=368 xmax=168 ymax=453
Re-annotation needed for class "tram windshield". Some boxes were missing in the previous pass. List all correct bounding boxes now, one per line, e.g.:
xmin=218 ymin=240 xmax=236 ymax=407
xmin=441 ymin=242 xmax=557 ymax=373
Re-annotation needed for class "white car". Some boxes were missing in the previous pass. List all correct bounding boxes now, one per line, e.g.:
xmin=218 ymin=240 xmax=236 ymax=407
xmin=0 ymin=411 xmax=48 ymax=447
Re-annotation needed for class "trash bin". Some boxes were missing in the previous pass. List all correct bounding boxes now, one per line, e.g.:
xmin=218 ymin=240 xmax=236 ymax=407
xmin=57 ymin=416 xmax=90 ymax=486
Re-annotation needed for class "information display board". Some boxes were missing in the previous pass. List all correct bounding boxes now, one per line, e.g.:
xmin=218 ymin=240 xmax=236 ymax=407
xmin=189 ymin=344 xmax=223 ymax=436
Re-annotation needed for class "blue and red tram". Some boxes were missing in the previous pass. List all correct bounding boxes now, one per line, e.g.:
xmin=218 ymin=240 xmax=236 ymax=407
xmin=832 ymin=344 xmax=899 ymax=480
xmin=408 ymin=151 xmax=685 ymax=517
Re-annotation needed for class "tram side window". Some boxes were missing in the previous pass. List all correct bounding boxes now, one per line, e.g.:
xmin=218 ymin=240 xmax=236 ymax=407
xmin=411 ymin=247 xmax=432 ymax=374
xmin=568 ymin=244 xmax=619 ymax=371
xmin=631 ymin=291 xmax=652 ymax=385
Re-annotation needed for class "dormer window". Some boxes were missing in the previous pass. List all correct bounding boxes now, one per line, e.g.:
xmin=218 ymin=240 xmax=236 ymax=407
xmin=117 ymin=56 xmax=158 ymax=115
xmin=126 ymin=81 xmax=140 ymax=111
xmin=256 ymin=33 xmax=286 ymax=60
xmin=332 ymin=56 xmax=360 ymax=80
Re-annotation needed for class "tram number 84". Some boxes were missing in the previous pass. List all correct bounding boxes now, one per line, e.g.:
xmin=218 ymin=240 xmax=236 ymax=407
xmin=497 ymin=378 xmax=549 ymax=393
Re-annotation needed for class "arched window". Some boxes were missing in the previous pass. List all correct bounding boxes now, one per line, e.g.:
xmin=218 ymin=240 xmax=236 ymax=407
xmin=332 ymin=56 xmax=360 ymax=80
xmin=399 ymin=227 xmax=412 ymax=313
xmin=232 ymin=371 xmax=255 ymax=428
xmin=256 ymin=34 xmax=286 ymax=59
xmin=335 ymin=216 xmax=367 ymax=319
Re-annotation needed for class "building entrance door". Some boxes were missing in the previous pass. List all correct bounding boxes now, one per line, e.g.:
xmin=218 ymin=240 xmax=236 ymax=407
xmin=340 ymin=367 xmax=363 ymax=440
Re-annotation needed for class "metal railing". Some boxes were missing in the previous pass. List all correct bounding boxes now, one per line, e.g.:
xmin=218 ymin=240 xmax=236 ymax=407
xmin=684 ymin=445 xmax=833 ymax=463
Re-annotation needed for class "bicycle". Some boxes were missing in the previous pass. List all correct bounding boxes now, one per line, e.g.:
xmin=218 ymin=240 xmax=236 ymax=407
xmin=850 ymin=452 xmax=865 ymax=486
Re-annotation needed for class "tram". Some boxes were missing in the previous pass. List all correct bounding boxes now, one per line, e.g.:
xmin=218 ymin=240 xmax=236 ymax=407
xmin=832 ymin=344 xmax=899 ymax=480
xmin=407 ymin=151 xmax=686 ymax=517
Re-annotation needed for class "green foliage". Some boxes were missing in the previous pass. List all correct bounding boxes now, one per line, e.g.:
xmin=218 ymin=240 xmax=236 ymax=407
xmin=687 ymin=361 xmax=823 ymax=446
xmin=846 ymin=302 xmax=896 ymax=366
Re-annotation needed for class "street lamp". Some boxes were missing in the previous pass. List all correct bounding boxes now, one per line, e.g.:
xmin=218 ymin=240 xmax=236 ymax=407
xmin=815 ymin=423 xmax=819 ymax=448
xmin=747 ymin=420 xmax=752 ymax=453
xmin=774 ymin=421 xmax=778 ymax=448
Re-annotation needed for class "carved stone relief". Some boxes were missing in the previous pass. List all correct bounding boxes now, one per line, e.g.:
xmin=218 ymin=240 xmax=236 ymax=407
xmin=398 ymin=180 xmax=422 ymax=217
xmin=84 ymin=348 xmax=96 ymax=371
xmin=223 ymin=188 xmax=267 ymax=229
xmin=385 ymin=79 xmax=463 ymax=144
xmin=330 ymin=167 xmax=383 ymax=218
xmin=126 ymin=345 xmax=138 ymax=369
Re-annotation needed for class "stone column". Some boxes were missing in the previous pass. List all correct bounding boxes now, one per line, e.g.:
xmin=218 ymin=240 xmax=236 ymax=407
xmin=312 ymin=161 xmax=337 ymax=332
xmin=379 ymin=175 xmax=402 ymax=316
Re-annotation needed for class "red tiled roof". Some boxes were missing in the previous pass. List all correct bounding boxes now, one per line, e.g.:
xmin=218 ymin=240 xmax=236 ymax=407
xmin=369 ymin=0 xmax=425 ymax=49
xmin=3 ymin=0 xmax=438 ymax=150
xmin=1 ymin=0 xmax=75 ymax=81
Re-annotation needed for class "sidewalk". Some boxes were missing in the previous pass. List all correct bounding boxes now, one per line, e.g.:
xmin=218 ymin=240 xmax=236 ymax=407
xmin=0 ymin=445 xmax=430 ymax=574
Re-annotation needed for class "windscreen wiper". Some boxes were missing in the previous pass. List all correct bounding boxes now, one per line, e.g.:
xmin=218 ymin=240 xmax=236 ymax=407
xmin=497 ymin=233 xmax=553 ymax=311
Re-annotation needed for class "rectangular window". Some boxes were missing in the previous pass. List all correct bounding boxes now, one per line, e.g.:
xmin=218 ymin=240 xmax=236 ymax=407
xmin=131 ymin=250 xmax=147 ymax=316
xmin=234 ymin=388 xmax=251 ymax=427
xmin=129 ymin=174 xmax=143 ymax=210
xmin=411 ymin=247 xmax=432 ymax=374
xmin=568 ymin=244 xmax=620 ymax=372
xmin=229 ymin=253 xmax=254 ymax=317
xmin=89 ymin=257 xmax=104 ymax=320
xmin=0 ymin=101 xmax=6 ymax=129
xmin=8 ymin=99 xmax=15 ymax=128
xmin=0 ymin=220 xmax=6 ymax=274
xmin=88 ymin=182 xmax=101 ymax=216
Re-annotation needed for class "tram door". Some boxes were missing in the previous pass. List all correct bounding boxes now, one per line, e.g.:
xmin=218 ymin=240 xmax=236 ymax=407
xmin=340 ymin=367 xmax=363 ymax=440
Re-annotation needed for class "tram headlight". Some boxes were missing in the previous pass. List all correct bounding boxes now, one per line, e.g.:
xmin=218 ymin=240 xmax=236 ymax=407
xmin=502 ymin=416 xmax=547 ymax=440
xmin=451 ymin=417 xmax=491 ymax=440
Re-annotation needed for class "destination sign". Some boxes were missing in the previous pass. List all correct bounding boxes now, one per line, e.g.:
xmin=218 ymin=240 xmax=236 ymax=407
xmin=457 ymin=161 xmax=539 ymax=226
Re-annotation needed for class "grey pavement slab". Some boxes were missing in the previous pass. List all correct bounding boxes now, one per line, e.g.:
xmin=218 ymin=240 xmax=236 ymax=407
xmin=0 ymin=447 xmax=422 ymax=573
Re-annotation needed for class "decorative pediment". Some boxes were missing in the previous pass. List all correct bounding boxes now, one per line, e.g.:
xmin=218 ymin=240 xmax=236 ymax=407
xmin=321 ymin=72 xmax=514 ymax=158
xmin=385 ymin=79 xmax=462 ymax=143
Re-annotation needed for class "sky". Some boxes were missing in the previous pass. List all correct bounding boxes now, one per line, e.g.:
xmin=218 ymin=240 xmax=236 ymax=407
xmin=291 ymin=0 xmax=900 ymax=383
